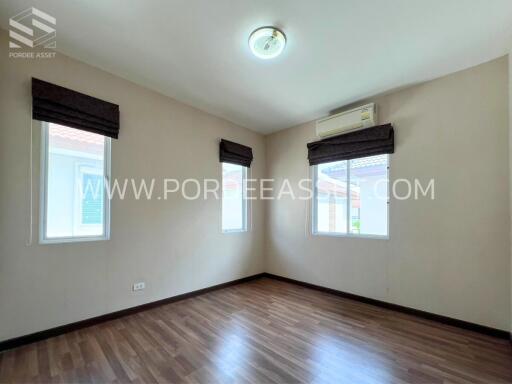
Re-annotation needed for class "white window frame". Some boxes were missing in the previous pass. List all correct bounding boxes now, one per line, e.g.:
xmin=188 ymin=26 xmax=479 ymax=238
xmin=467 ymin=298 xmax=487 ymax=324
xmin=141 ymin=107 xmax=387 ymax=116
xmin=39 ymin=122 xmax=111 ymax=244
xmin=221 ymin=163 xmax=248 ymax=233
xmin=312 ymin=155 xmax=389 ymax=239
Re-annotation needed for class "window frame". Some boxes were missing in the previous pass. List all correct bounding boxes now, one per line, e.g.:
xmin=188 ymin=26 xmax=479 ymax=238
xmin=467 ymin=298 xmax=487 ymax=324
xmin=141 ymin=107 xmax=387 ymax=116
xmin=39 ymin=122 xmax=112 ymax=244
xmin=221 ymin=162 xmax=248 ymax=234
xmin=312 ymin=154 xmax=390 ymax=240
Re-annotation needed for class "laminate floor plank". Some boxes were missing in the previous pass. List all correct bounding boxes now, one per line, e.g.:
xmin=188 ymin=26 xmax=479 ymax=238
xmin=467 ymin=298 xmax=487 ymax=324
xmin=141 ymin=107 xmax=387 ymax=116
xmin=1 ymin=278 xmax=511 ymax=383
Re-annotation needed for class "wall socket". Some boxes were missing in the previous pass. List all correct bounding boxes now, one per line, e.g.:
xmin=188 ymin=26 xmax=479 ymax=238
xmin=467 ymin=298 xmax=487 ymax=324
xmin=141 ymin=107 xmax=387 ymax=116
xmin=132 ymin=282 xmax=145 ymax=291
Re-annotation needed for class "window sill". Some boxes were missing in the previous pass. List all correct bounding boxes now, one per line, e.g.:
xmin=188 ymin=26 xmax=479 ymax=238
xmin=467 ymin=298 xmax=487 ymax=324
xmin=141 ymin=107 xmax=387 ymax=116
xmin=222 ymin=229 xmax=248 ymax=234
xmin=312 ymin=232 xmax=389 ymax=240
xmin=39 ymin=236 xmax=110 ymax=245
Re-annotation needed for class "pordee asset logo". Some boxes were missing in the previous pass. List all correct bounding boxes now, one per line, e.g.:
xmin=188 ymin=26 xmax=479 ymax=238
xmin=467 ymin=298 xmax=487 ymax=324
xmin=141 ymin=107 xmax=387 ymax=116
xmin=9 ymin=7 xmax=56 ymax=59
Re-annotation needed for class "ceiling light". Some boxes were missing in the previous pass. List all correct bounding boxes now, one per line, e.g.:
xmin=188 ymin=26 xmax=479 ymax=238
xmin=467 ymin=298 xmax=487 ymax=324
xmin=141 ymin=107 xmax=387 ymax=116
xmin=248 ymin=27 xmax=286 ymax=60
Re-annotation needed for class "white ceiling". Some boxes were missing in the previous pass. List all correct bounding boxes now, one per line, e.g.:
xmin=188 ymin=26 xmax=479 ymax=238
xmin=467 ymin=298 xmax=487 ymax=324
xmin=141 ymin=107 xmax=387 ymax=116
xmin=1 ymin=0 xmax=512 ymax=134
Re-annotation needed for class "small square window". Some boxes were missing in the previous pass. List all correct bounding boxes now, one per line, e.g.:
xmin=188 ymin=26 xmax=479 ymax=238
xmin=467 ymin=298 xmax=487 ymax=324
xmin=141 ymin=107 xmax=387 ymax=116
xmin=313 ymin=154 xmax=389 ymax=238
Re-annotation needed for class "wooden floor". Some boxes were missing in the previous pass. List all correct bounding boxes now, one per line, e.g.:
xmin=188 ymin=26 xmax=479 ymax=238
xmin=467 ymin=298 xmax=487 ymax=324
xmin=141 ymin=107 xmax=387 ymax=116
xmin=1 ymin=278 xmax=511 ymax=384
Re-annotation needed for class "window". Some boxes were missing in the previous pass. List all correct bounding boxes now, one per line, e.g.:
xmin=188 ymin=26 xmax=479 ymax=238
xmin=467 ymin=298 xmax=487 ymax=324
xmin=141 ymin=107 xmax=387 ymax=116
xmin=40 ymin=122 xmax=111 ymax=243
xmin=222 ymin=162 xmax=247 ymax=232
xmin=313 ymin=154 xmax=388 ymax=238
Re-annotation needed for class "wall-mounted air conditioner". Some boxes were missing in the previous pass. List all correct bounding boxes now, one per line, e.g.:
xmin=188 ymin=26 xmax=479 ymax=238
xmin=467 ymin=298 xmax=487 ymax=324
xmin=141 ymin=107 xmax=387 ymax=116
xmin=316 ymin=103 xmax=377 ymax=138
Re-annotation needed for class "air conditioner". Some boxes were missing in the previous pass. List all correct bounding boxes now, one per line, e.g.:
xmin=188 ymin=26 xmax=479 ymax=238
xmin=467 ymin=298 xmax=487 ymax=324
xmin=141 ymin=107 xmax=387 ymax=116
xmin=316 ymin=103 xmax=377 ymax=138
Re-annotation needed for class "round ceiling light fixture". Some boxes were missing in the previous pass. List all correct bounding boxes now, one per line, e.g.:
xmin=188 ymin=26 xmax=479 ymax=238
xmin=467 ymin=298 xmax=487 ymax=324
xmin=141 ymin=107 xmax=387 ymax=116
xmin=248 ymin=27 xmax=286 ymax=60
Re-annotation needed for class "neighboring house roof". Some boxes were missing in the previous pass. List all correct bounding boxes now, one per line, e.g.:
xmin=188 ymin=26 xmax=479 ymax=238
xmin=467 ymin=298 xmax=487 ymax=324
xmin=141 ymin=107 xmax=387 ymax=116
xmin=49 ymin=123 xmax=104 ymax=156
xmin=351 ymin=155 xmax=387 ymax=169
xmin=321 ymin=155 xmax=388 ymax=181
xmin=317 ymin=155 xmax=388 ymax=207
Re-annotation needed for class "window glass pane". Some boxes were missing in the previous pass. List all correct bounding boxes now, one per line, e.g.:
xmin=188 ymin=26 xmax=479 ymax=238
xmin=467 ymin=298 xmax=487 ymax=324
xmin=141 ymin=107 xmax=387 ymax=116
xmin=46 ymin=123 xmax=106 ymax=238
xmin=315 ymin=161 xmax=348 ymax=234
xmin=81 ymin=173 xmax=104 ymax=225
xmin=222 ymin=163 xmax=246 ymax=232
xmin=349 ymin=154 xmax=388 ymax=236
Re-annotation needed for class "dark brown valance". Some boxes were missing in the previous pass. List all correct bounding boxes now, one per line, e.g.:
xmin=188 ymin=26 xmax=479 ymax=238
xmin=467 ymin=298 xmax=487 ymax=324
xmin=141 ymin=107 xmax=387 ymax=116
xmin=32 ymin=78 xmax=120 ymax=139
xmin=307 ymin=124 xmax=394 ymax=165
xmin=219 ymin=139 xmax=253 ymax=167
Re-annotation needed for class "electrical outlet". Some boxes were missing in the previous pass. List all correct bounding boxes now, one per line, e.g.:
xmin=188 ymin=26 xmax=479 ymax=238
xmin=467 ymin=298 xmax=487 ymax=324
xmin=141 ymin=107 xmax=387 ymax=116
xmin=132 ymin=282 xmax=145 ymax=291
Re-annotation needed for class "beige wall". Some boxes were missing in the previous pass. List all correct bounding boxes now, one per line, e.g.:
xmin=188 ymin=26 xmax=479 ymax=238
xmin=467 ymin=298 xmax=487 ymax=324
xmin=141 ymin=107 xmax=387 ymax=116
xmin=265 ymin=57 xmax=511 ymax=331
xmin=0 ymin=32 xmax=266 ymax=341
xmin=1 ymin=27 xmax=510 ymax=341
